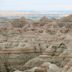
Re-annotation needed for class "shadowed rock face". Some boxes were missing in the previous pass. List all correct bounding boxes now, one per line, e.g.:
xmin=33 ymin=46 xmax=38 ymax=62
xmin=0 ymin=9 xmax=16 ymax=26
xmin=0 ymin=15 xmax=72 ymax=72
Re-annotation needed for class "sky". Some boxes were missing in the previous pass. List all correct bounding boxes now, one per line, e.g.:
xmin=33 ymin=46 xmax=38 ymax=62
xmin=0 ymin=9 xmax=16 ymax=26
xmin=0 ymin=0 xmax=72 ymax=11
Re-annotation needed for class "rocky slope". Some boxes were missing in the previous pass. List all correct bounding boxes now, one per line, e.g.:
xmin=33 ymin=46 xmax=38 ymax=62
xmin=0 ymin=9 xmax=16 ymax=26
xmin=0 ymin=15 xmax=72 ymax=72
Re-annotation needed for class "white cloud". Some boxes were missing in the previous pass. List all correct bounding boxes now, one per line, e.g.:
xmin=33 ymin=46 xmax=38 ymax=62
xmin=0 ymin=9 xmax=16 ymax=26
xmin=17 ymin=2 xmax=31 ymax=4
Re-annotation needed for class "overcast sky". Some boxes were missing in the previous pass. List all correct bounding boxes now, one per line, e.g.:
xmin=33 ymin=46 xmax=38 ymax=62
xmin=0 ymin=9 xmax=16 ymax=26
xmin=0 ymin=0 xmax=72 ymax=11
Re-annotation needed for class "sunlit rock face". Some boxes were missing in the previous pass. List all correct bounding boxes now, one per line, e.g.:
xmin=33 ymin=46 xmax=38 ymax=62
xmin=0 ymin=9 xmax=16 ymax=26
xmin=0 ymin=15 xmax=72 ymax=72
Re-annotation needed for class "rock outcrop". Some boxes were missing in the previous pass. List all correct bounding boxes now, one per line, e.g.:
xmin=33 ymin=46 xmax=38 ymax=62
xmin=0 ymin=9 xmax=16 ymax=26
xmin=0 ymin=15 xmax=72 ymax=72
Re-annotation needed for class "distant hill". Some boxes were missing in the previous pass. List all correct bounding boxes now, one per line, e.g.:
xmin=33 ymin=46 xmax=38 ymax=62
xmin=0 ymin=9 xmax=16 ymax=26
xmin=0 ymin=11 xmax=70 ymax=20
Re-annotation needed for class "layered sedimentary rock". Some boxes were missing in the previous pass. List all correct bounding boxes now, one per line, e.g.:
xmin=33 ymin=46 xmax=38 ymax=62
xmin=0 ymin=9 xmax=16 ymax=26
xmin=0 ymin=15 xmax=72 ymax=72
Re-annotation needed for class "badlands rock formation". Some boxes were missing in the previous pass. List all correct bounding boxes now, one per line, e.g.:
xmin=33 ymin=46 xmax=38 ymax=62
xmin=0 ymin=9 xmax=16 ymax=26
xmin=0 ymin=15 xmax=72 ymax=72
